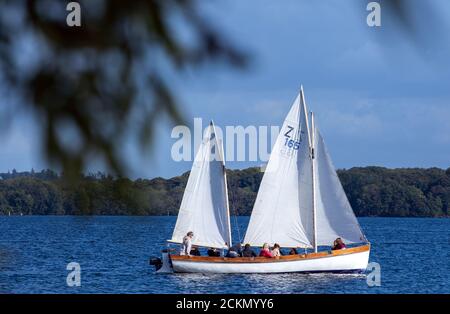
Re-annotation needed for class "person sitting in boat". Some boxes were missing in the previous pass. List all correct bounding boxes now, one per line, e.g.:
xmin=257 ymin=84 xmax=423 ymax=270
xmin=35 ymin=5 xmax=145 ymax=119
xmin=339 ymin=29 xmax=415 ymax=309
xmin=259 ymin=243 xmax=273 ymax=258
xmin=180 ymin=231 xmax=194 ymax=256
xmin=242 ymin=244 xmax=257 ymax=257
xmin=332 ymin=237 xmax=346 ymax=250
xmin=207 ymin=247 xmax=220 ymax=257
xmin=289 ymin=248 xmax=299 ymax=255
xmin=226 ymin=243 xmax=242 ymax=258
xmin=190 ymin=246 xmax=201 ymax=256
xmin=271 ymin=243 xmax=281 ymax=257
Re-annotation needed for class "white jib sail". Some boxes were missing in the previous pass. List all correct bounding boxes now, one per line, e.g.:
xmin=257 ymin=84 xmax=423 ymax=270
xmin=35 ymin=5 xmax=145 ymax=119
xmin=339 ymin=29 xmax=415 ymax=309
xmin=243 ymin=89 xmax=314 ymax=248
xmin=313 ymin=126 xmax=366 ymax=246
xmin=169 ymin=121 xmax=232 ymax=249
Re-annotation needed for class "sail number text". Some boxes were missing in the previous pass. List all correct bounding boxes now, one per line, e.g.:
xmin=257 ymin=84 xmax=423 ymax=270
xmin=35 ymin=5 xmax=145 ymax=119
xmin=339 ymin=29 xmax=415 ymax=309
xmin=284 ymin=125 xmax=301 ymax=150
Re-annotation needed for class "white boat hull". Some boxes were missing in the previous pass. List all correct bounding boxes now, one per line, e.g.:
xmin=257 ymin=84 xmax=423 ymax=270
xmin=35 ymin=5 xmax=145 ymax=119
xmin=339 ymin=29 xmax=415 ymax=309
xmin=168 ymin=245 xmax=370 ymax=274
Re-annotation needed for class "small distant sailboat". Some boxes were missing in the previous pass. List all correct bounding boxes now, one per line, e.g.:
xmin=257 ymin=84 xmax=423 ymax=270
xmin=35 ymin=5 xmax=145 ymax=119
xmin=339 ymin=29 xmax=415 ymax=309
xmin=154 ymin=87 xmax=370 ymax=273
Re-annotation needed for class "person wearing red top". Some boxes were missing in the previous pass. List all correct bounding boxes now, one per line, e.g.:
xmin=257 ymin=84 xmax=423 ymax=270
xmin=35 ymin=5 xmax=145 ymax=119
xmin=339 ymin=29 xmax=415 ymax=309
xmin=332 ymin=238 xmax=346 ymax=250
xmin=259 ymin=243 xmax=273 ymax=258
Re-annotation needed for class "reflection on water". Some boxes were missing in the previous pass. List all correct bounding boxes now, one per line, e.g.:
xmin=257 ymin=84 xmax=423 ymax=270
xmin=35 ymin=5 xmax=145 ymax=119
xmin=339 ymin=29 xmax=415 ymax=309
xmin=169 ymin=272 xmax=367 ymax=294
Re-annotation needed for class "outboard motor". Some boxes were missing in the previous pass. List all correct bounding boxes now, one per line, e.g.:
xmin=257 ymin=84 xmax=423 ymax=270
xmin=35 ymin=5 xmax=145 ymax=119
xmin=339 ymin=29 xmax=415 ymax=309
xmin=150 ymin=249 xmax=174 ymax=273
xmin=149 ymin=257 xmax=163 ymax=271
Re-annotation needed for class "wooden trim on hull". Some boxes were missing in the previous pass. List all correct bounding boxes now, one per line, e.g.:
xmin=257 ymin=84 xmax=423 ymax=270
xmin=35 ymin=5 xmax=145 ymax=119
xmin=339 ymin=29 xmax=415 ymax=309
xmin=170 ymin=244 xmax=370 ymax=264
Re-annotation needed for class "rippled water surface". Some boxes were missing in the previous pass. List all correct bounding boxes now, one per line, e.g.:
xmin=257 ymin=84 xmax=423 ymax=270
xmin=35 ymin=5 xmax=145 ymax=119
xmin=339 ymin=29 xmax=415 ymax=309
xmin=0 ymin=216 xmax=449 ymax=293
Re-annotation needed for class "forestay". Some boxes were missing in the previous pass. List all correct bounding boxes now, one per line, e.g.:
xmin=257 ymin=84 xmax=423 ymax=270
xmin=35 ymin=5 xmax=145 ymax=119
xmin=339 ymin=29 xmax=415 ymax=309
xmin=169 ymin=121 xmax=232 ymax=249
xmin=243 ymin=89 xmax=314 ymax=248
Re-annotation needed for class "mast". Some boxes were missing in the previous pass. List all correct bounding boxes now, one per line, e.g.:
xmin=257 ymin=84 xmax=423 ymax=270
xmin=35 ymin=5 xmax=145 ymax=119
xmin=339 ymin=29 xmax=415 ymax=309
xmin=300 ymin=86 xmax=316 ymax=252
xmin=223 ymin=164 xmax=232 ymax=248
xmin=310 ymin=111 xmax=317 ymax=253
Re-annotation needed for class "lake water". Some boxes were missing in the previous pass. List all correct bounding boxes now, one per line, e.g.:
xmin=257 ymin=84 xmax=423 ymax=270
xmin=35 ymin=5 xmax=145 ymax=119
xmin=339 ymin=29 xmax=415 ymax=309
xmin=0 ymin=216 xmax=449 ymax=294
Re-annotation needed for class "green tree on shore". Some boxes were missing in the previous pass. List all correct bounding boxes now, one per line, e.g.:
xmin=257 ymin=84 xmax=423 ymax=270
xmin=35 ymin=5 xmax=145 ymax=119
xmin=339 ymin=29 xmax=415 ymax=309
xmin=1 ymin=167 xmax=450 ymax=217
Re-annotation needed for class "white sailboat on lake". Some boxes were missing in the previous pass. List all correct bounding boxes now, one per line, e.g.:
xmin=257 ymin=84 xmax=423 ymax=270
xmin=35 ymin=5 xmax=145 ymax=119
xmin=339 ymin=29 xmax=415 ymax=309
xmin=154 ymin=87 xmax=370 ymax=273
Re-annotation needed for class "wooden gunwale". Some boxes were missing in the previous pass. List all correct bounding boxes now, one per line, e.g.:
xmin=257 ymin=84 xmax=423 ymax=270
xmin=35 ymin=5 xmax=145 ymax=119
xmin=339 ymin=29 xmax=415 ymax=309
xmin=170 ymin=244 xmax=370 ymax=264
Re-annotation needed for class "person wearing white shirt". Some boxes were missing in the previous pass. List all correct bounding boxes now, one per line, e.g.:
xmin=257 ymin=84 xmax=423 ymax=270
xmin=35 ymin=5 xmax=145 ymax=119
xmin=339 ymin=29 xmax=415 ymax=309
xmin=180 ymin=231 xmax=194 ymax=256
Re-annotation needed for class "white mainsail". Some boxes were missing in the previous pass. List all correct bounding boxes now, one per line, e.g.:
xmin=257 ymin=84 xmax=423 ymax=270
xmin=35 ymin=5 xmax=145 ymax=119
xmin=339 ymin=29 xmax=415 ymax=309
xmin=169 ymin=121 xmax=232 ymax=249
xmin=243 ymin=88 xmax=314 ymax=248
xmin=313 ymin=126 xmax=366 ymax=245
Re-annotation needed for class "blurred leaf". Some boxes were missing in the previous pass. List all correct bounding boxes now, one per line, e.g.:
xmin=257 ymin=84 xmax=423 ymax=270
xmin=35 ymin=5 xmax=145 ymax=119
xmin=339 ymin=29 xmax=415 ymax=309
xmin=0 ymin=0 xmax=247 ymax=180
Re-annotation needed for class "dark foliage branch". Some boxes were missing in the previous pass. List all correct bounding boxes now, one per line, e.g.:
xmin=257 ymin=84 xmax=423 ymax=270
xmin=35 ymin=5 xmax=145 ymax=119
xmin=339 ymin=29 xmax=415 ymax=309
xmin=0 ymin=0 xmax=246 ymax=179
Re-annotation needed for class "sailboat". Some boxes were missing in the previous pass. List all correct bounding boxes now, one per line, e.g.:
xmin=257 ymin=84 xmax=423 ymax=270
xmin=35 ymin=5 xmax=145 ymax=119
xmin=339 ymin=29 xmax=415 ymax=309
xmin=154 ymin=87 xmax=370 ymax=273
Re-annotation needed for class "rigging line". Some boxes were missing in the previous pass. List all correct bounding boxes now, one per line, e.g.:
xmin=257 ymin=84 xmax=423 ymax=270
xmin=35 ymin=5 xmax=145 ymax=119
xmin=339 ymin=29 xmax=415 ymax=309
xmin=230 ymin=177 xmax=242 ymax=243
xmin=233 ymin=210 xmax=241 ymax=243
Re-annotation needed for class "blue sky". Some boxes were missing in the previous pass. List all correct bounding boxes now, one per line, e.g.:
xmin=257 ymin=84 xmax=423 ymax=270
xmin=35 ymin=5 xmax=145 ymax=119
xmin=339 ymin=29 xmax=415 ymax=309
xmin=1 ymin=0 xmax=450 ymax=179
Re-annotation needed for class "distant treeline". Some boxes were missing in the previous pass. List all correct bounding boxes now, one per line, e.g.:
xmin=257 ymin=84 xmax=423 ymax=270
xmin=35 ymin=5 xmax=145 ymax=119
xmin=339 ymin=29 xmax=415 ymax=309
xmin=0 ymin=167 xmax=449 ymax=217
